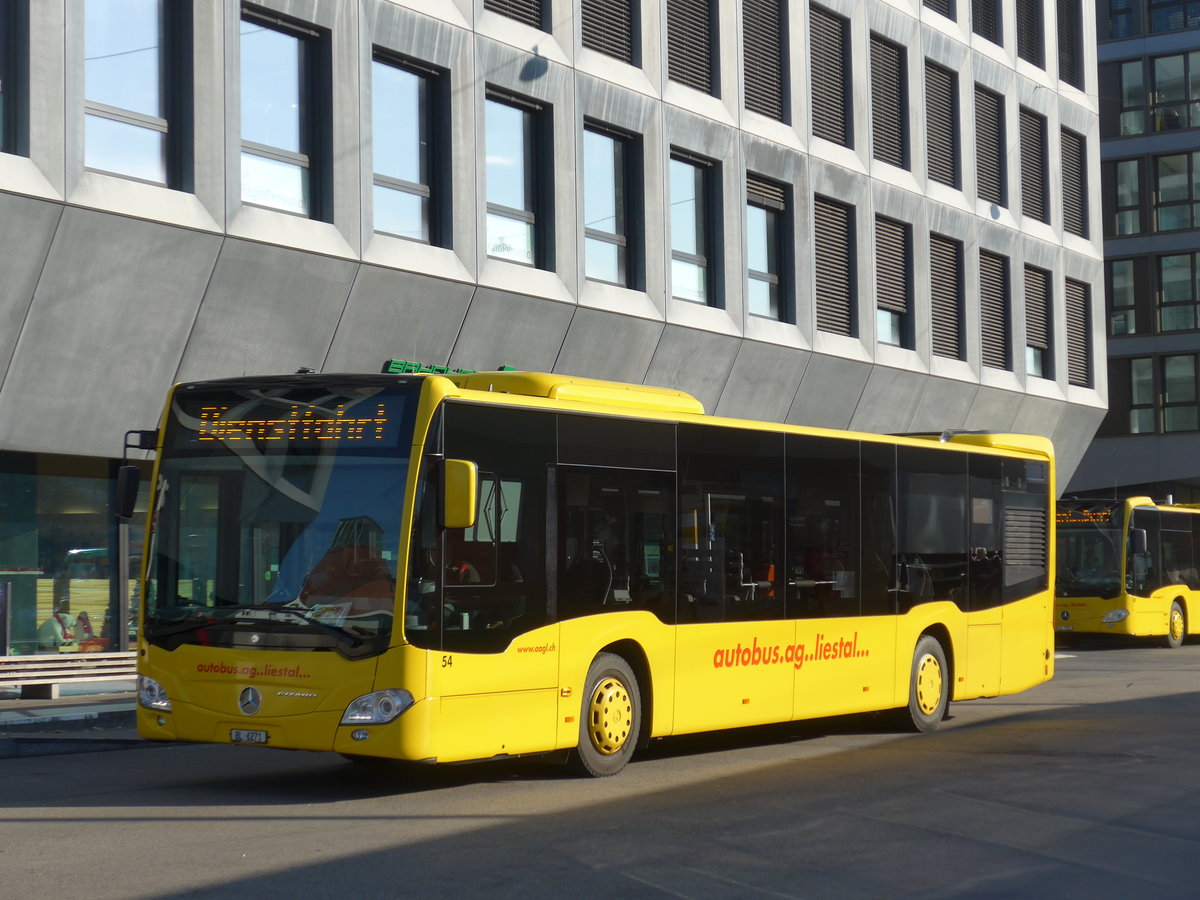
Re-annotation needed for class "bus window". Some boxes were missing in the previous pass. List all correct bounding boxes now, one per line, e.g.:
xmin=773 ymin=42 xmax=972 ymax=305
xmin=860 ymin=441 xmax=898 ymax=616
xmin=968 ymin=454 xmax=1004 ymax=610
xmin=1160 ymin=512 xmax=1196 ymax=588
xmin=678 ymin=425 xmax=784 ymax=623
xmin=897 ymin=446 xmax=969 ymax=611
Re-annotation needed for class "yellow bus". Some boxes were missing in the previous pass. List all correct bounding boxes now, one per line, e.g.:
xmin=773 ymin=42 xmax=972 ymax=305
xmin=1056 ymin=497 xmax=1198 ymax=648
xmin=134 ymin=363 xmax=1055 ymax=775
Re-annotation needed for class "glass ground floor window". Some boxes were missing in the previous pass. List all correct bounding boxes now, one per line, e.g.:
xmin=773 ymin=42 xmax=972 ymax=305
xmin=0 ymin=450 xmax=149 ymax=657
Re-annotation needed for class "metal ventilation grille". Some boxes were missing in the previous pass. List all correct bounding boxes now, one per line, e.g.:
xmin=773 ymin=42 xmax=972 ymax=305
xmin=875 ymin=217 xmax=910 ymax=314
xmin=815 ymin=196 xmax=854 ymax=335
xmin=1016 ymin=0 xmax=1043 ymax=67
xmin=926 ymin=61 xmax=957 ymax=187
xmin=582 ymin=0 xmax=634 ymax=64
xmin=668 ymin=0 xmax=714 ymax=94
xmin=1057 ymin=0 xmax=1082 ymax=87
xmin=1020 ymin=108 xmax=1047 ymax=222
xmin=1025 ymin=265 xmax=1050 ymax=351
xmin=871 ymin=36 xmax=905 ymax=168
xmin=484 ymin=0 xmax=543 ymax=29
xmin=980 ymin=250 xmax=1010 ymax=370
xmin=930 ymin=234 xmax=962 ymax=359
xmin=925 ymin=0 xmax=953 ymax=17
xmin=975 ymin=86 xmax=1004 ymax=206
xmin=973 ymin=0 xmax=1000 ymax=42
xmin=1065 ymin=278 xmax=1091 ymax=387
xmin=1062 ymin=128 xmax=1087 ymax=236
xmin=1004 ymin=506 xmax=1048 ymax=572
xmin=747 ymin=174 xmax=786 ymax=208
xmin=744 ymin=0 xmax=785 ymax=120
xmin=810 ymin=6 xmax=849 ymax=145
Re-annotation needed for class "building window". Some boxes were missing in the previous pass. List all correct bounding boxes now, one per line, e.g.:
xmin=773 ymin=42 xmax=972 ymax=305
xmin=930 ymin=233 xmax=964 ymax=360
xmin=975 ymin=86 xmax=1005 ymax=207
xmin=584 ymin=124 xmax=637 ymax=287
xmin=1061 ymin=128 xmax=1087 ymax=237
xmin=1113 ymin=158 xmax=1143 ymax=235
xmin=1065 ymin=278 xmax=1091 ymax=387
xmin=1163 ymin=354 xmax=1199 ymax=431
xmin=667 ymin=0 xmax=717 ymax=95
xmin=1130 ymin=357 xmax=1155 ymax=432
xmin=240 ymin=11 xmax=325 ymax=218
xmin=582 ymin=0 xmax=635 ymax=64
xmin=875 ymin=216 xmax=912 ymax=347
xmin=484 ymin=0 xmax=545 ymax=30
xmin=85 ymin=0 xmax=175 ymax=185
xmin=1057 ymin=0 xmax=1083 ymax=88
xmin=980 ymin=250 xmax=1011 ymax=370
xmin=485 ymin=92 xmax=550 ymax=268
xmin=1016 ymin=0 xmax=1044 ymax=68
xmin=925 ymin=61 xmax=958 ymax=188
xmin=1109 ymin=258 xmax=1139 ymax=335
xmin=1103 ymin=0 xmax=1140 ymax=38
xmin=1150 ymin=52 xmax=1200 ymax=131
xmin=743 ymin=0 xmax=786 ymax=120
xmin=372 ymin=56 xmax=442 ymax=244
xmin=1149 ymin=0 xmax=1200 ymax=33
xmin=1118 ymin=60 xmax=1146 ymax=135
xmin=1155 ymin=151 xmax=1200 ymax=231
xmin=870 ymin=36 xmax=906 ymax=169
xmin=0 ymin=1 xmax=26 ymax=156
xmin=925 ymin=0 xmax=954 ymax=18
xmin=1024 ymin=265 xmax=1052 ymax=378
xmin=1019 ymin=108 xmax=1047 ymax=223
xmin=746 ymin=175 xmax=787 ymax=320
xmin=1158 ymin=252 xmax=1200 ymax=331
xmin=670 ymin=153 xmax=718 ymax=305
xmin=973 ymin=0 xmax=1001 ymax=42
xmin=814 ymin=196 xmax=854 ymax=336
xmin=810 ymin=5 xmax=850 ymax=147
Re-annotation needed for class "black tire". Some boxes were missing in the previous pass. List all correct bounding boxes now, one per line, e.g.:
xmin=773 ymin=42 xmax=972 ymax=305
xmin=906 ymin=635 xmax=949 ymax=733
xmin=1166 ymin=600 xmax=1186 ymax=649
xmin=572 ymin=652 xmax=640 ymax=777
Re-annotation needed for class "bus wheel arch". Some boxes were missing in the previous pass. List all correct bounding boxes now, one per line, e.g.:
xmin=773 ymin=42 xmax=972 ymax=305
xmin=572 ymin=650 xmax=642 ymax=777
xmin=1166 ymin=599 xmax=1187 ymax=649
xmin=906 ymin=631 xmax=951 ymax=733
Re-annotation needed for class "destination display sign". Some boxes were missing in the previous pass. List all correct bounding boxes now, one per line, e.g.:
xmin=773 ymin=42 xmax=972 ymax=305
xmin=1056 ymin=506 xmax=1116 ymax=526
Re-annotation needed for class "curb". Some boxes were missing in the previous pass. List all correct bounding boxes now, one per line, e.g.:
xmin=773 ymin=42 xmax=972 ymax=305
xmin=0 ymin=735 xmax=147 ymax=759
xmin=0 ymin=705 xmax=136 ymax=734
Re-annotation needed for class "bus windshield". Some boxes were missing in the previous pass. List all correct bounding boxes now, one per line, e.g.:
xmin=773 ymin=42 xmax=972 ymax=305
xmin=1056 ymin=501 xmax=1123 ymax=599
xmin=143 ymin=378 xmax=420 ymax=660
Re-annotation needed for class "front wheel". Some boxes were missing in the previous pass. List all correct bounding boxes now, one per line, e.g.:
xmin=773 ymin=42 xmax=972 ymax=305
xmin=906 ymin=635 xmax=949 ymax=733
xmin=572 ymin=652 xmax=641 ymax=777
xmin=1166 ymin=600 xmax=1186 ymax=649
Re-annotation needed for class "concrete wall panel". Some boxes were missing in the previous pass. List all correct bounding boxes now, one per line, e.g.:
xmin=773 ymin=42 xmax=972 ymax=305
xmin=787 ymin=355 xmax=872 ymax=429
xmin=324 ymin=265 xmax=475 ymax=373
xmin=553 ymin=307 xmax=663 ymax=383
xmin=963 ymin=385 xmax=1023 ymax=432
xmin=644 ymin=326 xmax=740 ymax=414
xmin=0 ymin=195 xmax=63 ymax=385
xmin=1051 ymin=403 xmax=1109 ymax=495
xmin=714 ymin=341 xmax=809 ymax=423
xmin=849 ymin=366 xmax=930 ymax=434
xmin=0 ymin=209 xmax=221 ymax=457
xmin=907 ymin=377 xmax=980 ymax=434
xmin=450 ymin=288 xmax=574 ymax=372
xmin=176 ymin=239 xmax=358 ymax=383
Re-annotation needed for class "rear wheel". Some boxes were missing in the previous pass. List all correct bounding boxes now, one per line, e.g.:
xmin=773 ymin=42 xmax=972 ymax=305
xmin=906 ymin=635 xmax=949 ymax=732
xmin=572 ymin=652 xmax=640 ymax=777
xmin=1166 ymin=600 xmax=1186 ymax=649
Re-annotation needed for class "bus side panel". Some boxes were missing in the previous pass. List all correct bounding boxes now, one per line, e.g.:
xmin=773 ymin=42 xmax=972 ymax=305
xmin=1001 ymin=591 xmax=1054 ymax=694
xmin=674 ymin=619 xmax=796 ymax=735
xmin=554 ymin=611 xmax=676 ymax=749
xmin=794 ymin=616 xmax=897 ymax=720
xmin=421 ymin=623 xmax=561 ymax=762
xmin=962 ymin=623 xmax=1002 ymax=698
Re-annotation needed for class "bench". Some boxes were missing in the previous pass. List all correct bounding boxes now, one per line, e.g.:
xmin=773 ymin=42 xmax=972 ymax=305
xmin=0 ymin=652 xmax=137 ymax=700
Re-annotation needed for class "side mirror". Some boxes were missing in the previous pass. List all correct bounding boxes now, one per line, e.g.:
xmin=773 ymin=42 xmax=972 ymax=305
xmin=441 ymin=459 xmax=477 ymax=530
xmin=115 ymin=466 xmax=141 ymax=521
xmin=1130 ymin=528 xmax=1148 ymax=555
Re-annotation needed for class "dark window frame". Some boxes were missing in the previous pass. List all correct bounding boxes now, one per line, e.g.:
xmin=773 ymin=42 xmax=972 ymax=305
xmin=1019 ymin=107 xmax=1048 ymax=223
xmin=1024 ymin=264 xmax=1052 ymax=379
xmin=484 ymin=87 xmax=555 ymax=270
xmin=870 ymin=34 xmax=907 ymax=169
xmin=746 ymin=174 xmax=791 ymax=322
xmin=813 ymin=194 xmax=856 ymax=337
xmin=484 ymin=0 xmax=548 ymax=30
xmin=0 ymin=1 xmax=29 ymax=157
xmin=975 ymin=84 xmax=1006 ymax=207
xmin=1065 ymin=277 xmax=1091 ymax=387
xmin=583 ymin=120 xmax=643 ymax=290
xmin=581 ymin=0 xmax=638 ymax=65
xmin=810 ymin=5 xmax=852 ymax=147
xmin=667 ymin=0 xmax=719 ymax=96
xmin=930 ymin=232 xmax=964 ymax=360
xmin=670 ymin=149 xmax=722 ymax=307
xmin=875 ymin=215 xmax=914 ymax=349
xmin=743 ymin=0 xmax=787 ymax=121
xmin=980 ymin=249 xmax=1012 ymax=371
xmin=1061 ymin=127 xmax=1088 ymax=237
xmin=925 ymin=60 xmax=959 ymax=188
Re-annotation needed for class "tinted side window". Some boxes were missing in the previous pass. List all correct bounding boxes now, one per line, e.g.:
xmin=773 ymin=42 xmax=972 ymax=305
xmin=1160 ymin=510 xmax=1195 ymax=588
xmin=897 ymin=446 xmax=968 ymax=611
xmin=435 ymin=403 xmax=554 ymax=652
xmin=968 ymin=453 xmax=1004 ymax=611
xmin=860 ymin=441 xmax=898 ymax=615
xmin=678 ymin=425 xmax=785 ymax=622
xmin=786 ymin=434 xmax=861 ymax=618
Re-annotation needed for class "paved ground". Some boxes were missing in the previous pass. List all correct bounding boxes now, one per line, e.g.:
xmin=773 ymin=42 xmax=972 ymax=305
xmin=0 ymin=679 xmax=137 ymax=754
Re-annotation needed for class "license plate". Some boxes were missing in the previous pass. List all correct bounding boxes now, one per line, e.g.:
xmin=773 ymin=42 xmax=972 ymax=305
xmin=230 ymin=729 xmax=269 ymax=744
xmin=1056 ymin=625 xmax=1074 ymax=632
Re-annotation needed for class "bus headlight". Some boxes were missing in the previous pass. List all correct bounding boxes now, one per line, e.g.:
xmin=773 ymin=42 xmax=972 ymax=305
xmin=341 ymin=689 xmax=414 ymax=725
xmin=1102 ymin=609 xmax=1130 ymax=623
xmin=137 ymin=675 xmax=172 ymax=712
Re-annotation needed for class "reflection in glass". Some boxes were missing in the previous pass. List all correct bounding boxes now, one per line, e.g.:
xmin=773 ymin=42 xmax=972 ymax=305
xmin=878 ymin=308 xmax=902 ymax=345
xmin=373 ymin=184 xmax=426 ymax=241
xmin=746 ymin=203 xmax=780 ymax=318
xmin=583 ymin=129 xmax=628 ymax=285
xmin=241 ymin=152 xmax=308 ymax=215
xmin=372 ymin=60 xmax=430 ymax=241
xmin=1131 ymin=357 xmax=1155 ymax=405
xmin=672 ymin=257 xmax=707 ymax=304
xmin=486 ymin=213 xmax=534 ymax=265
xmin=240 ymin=23 xmax=303 ymax=152
xmin=85 ymin=0 xmax=161 ymax=116
xmin=85 ymin=114 xmax=166 ymax=183
xmin=670 ymin=159 xmax=701 ymax=256
xmin=486 ymin=100 xmax=530 ymax=214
